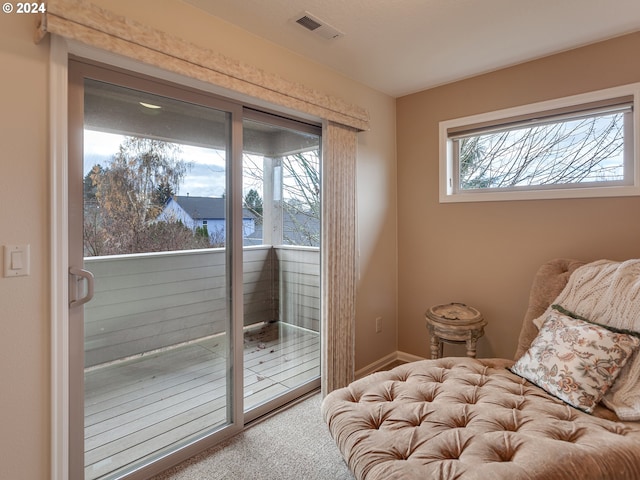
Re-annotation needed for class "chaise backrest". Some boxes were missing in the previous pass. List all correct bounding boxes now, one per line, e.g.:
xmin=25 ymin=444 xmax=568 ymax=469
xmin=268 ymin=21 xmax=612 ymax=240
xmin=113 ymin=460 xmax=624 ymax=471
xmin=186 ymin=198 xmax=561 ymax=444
xmin=514 ymin=258 xmax=586 ymax=360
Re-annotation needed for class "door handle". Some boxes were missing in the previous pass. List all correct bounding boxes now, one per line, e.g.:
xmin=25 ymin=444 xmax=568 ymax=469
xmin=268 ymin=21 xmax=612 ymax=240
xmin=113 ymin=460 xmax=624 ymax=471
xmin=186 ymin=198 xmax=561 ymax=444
xmin=69 ymin=267 xmax=95 ymax=308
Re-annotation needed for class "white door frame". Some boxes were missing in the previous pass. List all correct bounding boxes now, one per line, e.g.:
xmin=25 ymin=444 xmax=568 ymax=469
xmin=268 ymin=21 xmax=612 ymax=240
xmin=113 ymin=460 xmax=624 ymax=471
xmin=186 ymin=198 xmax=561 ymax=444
xmin=50 ymin=34 xmax=71 ymax=480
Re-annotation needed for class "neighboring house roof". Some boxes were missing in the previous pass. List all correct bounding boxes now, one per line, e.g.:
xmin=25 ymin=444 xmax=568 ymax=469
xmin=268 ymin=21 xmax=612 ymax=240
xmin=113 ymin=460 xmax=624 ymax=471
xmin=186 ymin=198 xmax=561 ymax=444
xmin=244 ymin=208 xmax=320 ymax=247
xmin=170 ymin=195 xmax=255 ymax=219
xmin=282 ymin=209 xmax=320 ymax=246
xmin=172 ymin=195 xmax=225 ymax=220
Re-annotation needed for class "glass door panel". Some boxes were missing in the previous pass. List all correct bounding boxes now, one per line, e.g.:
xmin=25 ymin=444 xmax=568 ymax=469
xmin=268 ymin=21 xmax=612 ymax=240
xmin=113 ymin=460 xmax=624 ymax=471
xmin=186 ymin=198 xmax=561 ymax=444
xmin=75 ymin=73 xmax=236 ymax=479
xmin=241 ymin=113 xmax=322 ymax=418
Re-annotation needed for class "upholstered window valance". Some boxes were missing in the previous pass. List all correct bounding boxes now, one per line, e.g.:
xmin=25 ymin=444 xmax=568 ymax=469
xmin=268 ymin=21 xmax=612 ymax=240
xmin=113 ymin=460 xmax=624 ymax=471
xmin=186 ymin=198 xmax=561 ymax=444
xmin=35 ymin=0 xmax=370 ymax=132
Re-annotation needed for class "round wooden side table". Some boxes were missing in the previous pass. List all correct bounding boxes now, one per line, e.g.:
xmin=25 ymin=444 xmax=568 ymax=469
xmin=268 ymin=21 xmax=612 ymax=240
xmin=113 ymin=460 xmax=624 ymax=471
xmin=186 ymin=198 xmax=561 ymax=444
xmin=425 ymin=303 xmax=486 ymax=359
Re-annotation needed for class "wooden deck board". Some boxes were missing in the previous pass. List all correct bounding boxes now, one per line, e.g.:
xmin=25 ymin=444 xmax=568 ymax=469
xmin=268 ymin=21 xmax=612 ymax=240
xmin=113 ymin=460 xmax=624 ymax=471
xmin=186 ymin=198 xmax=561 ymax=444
xmin=85 ymin=349 xmax=226 ymax=419
xmin=84 ymin=322 xmax=319 ymax=479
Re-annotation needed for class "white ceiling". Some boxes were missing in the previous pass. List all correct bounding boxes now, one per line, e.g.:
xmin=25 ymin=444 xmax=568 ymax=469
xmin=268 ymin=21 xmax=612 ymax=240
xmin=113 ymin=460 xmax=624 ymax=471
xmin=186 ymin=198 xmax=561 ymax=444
xmin=183 ymin=0 xmax=640 ymax=98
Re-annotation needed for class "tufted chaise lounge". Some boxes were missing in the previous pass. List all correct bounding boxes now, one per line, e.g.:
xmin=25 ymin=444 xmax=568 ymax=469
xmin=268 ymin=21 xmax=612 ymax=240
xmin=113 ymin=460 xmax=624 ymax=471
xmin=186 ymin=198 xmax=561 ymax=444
xmin=322 ymin=259 xmax=640 ymax=479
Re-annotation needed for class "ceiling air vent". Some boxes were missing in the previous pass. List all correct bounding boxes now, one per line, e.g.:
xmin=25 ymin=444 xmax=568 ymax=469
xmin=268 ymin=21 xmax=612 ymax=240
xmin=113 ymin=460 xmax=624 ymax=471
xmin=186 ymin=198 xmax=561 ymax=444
xmin=293 ymin=12 xmax=344 ymax=40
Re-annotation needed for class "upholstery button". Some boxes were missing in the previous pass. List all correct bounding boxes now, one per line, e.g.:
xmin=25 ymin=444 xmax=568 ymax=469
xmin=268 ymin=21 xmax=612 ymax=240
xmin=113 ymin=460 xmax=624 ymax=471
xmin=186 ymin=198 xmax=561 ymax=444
xmin=453 ymin=417 xmax=469 ymax=428
xmin=369 ymin=416 xmax=382 ymax=430
xmin=497 ymin=449 xmax=515 ymax=462
xmin=462 ymin=387 xmax=479 ymax=404
xmin=508 ymin=397 xmax=526 ymax=410
xmin=604 ymin=424 xmax=628 ymax=436
xmin=474 ymin=377 xmax=487 ymax=387
xmin=496 ymin=416 xmax=520 ymax=432
xmin=547 ymin=423 xmax=582 ymax=443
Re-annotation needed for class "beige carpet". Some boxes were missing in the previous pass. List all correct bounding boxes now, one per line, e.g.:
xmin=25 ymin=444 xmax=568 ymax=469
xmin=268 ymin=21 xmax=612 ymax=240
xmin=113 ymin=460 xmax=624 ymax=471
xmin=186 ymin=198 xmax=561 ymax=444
xmin=151 ymin=392 xmax=355 ymax=480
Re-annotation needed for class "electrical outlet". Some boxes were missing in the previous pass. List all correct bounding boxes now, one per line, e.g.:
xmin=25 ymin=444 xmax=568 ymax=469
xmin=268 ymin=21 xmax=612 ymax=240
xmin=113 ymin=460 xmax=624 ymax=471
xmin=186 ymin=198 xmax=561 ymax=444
xmin=375 ymin=316 xmax=382 ymax=333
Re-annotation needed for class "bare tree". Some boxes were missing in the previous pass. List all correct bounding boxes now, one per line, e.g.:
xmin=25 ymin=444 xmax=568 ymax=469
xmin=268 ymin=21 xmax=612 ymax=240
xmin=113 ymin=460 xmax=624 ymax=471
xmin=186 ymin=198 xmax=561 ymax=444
xmin=281 ymin=152 xmax=320 ymax=246
xmin=84 ymin=136 xmax=208 ymax=255
xmin=459 ymin=114 xmax=624 ymax=190
xmin=242 ymin=150 xmax=320 ymax=247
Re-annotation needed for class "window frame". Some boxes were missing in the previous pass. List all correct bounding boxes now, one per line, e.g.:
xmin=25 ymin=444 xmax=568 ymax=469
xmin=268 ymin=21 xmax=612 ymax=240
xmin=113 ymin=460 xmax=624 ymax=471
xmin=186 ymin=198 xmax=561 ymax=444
xmin=439 ymin=83 xmax=640 ymax=203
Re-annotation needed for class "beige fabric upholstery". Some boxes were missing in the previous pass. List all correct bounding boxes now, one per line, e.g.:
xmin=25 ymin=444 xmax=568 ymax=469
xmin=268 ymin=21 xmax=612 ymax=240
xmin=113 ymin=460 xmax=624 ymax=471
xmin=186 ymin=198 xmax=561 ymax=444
xmin=322 ymin=259 xmax=640 ymax=479
xmin=514 ymin=258 xmax=585 ymax=359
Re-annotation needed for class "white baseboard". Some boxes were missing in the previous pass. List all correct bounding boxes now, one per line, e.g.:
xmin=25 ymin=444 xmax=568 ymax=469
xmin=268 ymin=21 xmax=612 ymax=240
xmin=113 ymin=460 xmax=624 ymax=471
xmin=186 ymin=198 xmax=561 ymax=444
xmin=355 ymin=351 xmax=426 ymax=379
xmin=396 ymin=351 xmax=426 ymax=363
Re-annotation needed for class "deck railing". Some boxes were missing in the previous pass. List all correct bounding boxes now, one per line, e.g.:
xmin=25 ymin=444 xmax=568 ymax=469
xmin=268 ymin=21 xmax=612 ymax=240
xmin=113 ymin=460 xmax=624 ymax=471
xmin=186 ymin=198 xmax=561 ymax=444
xmin=84 ymin=245 xmax=319 ymax=367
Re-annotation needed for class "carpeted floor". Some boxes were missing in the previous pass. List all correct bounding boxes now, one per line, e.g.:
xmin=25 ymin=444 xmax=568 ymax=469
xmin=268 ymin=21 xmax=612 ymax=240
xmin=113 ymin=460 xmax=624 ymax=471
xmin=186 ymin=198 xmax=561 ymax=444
xmin=151 ymin=392 xmax=355 ymax=480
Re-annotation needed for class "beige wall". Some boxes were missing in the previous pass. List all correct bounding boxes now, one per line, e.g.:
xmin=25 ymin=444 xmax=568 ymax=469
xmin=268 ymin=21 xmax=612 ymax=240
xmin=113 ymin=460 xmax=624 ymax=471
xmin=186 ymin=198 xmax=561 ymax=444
xmin=397 ymin=32 xmax=640 ymax=361
xmin=0 ymin=13 xmax=51 ymax=480
xmin=0 ymin=3 xmax=397 ymax=478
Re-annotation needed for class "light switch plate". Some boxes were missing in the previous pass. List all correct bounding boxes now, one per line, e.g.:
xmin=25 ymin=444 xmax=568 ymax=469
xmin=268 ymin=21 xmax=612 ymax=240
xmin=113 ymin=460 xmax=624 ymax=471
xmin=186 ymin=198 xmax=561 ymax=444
xmin=3 ymin=244 xmax=30 ymax=277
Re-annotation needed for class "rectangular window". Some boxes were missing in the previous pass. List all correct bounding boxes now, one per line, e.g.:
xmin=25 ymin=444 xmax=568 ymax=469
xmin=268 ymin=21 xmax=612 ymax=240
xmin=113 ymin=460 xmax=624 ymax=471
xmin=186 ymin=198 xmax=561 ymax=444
xmin=439 ymin=83 xmax=640 ymax=202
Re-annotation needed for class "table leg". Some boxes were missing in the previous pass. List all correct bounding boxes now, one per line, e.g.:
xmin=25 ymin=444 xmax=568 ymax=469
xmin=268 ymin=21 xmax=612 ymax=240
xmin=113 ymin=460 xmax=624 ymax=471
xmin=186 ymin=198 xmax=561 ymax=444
xmin=430 ymin=335 xmax=441 ymax=359
xmin=465 ymin=338 xmax=477 ymax=358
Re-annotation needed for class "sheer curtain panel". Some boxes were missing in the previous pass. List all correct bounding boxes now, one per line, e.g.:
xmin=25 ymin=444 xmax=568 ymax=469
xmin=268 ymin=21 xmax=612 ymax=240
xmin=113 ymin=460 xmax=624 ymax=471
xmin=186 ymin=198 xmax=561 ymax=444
xmin=321 ymin=121 xmax=358 ymax=394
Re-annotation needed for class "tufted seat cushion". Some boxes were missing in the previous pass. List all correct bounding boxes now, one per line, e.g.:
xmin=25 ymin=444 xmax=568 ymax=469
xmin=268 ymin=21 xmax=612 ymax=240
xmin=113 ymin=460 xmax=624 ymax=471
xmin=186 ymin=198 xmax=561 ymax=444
xmin=322 ymin=357 xmax=640 ymax=479
xmin=323 ymin=259 xmax=640 ymax=478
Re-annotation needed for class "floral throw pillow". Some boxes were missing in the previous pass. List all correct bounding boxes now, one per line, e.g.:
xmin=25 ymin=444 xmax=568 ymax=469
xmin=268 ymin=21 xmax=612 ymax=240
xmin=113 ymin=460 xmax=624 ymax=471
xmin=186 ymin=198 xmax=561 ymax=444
xmin=510 ymin=310 xmax=640 ymax=413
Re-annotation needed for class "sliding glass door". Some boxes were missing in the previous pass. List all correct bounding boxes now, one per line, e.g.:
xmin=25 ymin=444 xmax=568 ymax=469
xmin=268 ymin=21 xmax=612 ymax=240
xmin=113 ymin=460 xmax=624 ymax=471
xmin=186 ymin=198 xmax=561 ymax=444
xmin=68 ymin=60 xmax=321 ymax=479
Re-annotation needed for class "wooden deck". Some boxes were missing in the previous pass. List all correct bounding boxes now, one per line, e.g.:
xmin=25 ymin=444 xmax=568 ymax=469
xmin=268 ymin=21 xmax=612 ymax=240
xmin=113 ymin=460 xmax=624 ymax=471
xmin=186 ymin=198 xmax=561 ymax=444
xmin=84 ymin=322 xmax=320 ymax=479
